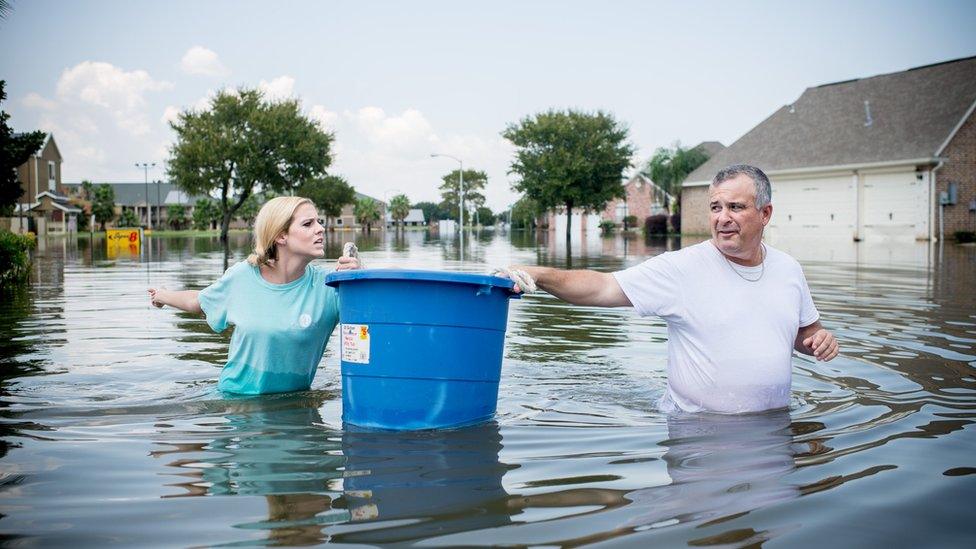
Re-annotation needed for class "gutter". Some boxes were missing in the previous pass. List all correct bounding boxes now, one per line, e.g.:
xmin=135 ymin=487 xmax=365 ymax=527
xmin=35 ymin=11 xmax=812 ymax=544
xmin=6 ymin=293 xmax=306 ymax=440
xmin=683 ymin=157 xmax=941 ymax=187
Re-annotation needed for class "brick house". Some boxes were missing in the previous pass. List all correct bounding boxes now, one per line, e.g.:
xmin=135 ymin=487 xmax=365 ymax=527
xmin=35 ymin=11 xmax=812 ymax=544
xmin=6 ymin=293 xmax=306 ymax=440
xmin=599 ymin=173 xmax=672 ymax=227
xmin=681 ymin=56 xmax=976 ymax=240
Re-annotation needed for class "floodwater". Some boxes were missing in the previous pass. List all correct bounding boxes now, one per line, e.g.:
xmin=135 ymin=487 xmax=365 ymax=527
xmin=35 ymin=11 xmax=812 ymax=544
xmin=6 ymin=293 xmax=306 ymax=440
xmin=1 ymin=229 xmax=974 ymax=547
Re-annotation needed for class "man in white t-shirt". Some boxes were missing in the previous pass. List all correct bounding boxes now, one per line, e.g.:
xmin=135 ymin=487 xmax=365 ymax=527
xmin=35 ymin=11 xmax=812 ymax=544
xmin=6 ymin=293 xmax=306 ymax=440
xmin=503 ymin=164 xmax=838 ymax=413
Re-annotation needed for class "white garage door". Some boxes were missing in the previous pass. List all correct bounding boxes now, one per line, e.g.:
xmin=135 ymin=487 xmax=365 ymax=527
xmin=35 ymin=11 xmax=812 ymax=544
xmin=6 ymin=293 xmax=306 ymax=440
xmin=862 ymin=172 xmax=928 ymax=240
xmin=766 ymin=175 xmax=856 ymax=238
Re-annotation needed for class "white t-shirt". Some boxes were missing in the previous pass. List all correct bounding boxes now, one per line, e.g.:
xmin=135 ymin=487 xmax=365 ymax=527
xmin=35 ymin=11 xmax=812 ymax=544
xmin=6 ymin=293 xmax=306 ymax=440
xmin=613 ymin=241 xmax=819 ymax=413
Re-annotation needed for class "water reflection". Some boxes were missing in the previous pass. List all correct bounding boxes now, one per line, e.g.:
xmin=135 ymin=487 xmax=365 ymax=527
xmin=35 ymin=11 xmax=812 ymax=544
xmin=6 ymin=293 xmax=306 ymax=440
xmin=1 ymin=231 xmax=974 ymax=546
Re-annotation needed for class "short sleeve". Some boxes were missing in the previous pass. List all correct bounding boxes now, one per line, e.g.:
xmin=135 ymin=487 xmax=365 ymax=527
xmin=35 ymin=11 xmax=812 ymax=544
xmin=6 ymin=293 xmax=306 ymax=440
xmin=612 ymin=253 xmax=684 ymax=319
xmin=198 ymin=262 xmax=243 ymax=333
xmin=797 ymin=266 xmax=820 ymax=327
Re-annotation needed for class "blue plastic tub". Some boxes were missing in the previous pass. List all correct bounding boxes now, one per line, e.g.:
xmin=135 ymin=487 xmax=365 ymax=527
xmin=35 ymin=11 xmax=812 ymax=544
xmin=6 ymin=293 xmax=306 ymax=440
xmin=325 ymin=269 xmax=519 ymax=430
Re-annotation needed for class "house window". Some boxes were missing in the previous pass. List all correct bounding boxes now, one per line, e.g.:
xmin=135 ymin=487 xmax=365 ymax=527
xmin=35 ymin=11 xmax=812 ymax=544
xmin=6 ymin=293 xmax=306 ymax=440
xmin=48 ymin=161 xmax=56 ymax=191
xmin=336 ymin=218 xmax=343 ymax=225
xmin=615 ymin=203 xmax=628 ymax=222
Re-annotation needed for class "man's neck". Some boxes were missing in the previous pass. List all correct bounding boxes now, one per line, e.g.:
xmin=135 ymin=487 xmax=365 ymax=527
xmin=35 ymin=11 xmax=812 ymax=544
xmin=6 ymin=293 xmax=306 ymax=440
xmin=713 ymin=240 xmax=765 ymax=267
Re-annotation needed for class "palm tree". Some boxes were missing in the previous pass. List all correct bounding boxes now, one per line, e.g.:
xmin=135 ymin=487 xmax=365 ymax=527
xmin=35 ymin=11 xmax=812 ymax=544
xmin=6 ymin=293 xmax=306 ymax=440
xmin=353 ymin=197 xmax=380 ymax=232
xmin=389 ymin=194 xmax=410 ymax=232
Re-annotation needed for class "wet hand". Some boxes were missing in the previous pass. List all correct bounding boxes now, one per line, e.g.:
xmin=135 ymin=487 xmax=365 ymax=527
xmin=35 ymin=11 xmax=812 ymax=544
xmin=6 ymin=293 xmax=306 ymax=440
xmin=148 ymin=288 xmax=165 ymax=308
xmin=491 ymin=267 xmax=537 ymax=294
xmin=803 ymin=328 xmax=838 ymax=361
xmin=336 ymin=255 xmax=361 ymax=271
xmin=337 ymin=242 xmax=363 ymax=271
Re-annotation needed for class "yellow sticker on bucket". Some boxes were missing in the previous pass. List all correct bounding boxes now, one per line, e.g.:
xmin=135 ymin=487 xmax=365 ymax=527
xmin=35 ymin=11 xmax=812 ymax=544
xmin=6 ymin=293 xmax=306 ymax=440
xmin=341 ymin=324 xmax=370 ymax=364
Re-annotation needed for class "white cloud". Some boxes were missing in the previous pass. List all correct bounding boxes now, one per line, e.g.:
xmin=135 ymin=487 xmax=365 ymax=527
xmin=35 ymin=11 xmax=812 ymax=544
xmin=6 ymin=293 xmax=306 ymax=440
xmin=161 ymin=105 xmax=181 ymax=125
xmin=258 ymin=76 xmax=295 ymax=101
xmin=22 ymin=92 xmax=57 ymax=110
xmin=347 ymin=107 xmax=437 ymax=152
xmin=56 ymin=61 xmax=172 ymax=136
xmin=308 ymin=105 xmax=338 ymax=131
xmin=179 ymin=46 xmax=230 ymax=77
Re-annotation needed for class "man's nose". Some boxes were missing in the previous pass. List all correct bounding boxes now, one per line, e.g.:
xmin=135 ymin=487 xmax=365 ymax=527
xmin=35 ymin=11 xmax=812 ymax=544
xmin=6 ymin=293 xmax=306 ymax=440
xmin=716 ymin=207 xmax=732 ymax=224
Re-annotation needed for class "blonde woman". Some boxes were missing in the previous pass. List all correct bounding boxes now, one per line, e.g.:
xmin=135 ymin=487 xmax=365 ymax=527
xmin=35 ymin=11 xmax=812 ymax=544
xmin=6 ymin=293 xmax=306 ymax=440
xmin=148 ymin=196 xmax=360 ymax=394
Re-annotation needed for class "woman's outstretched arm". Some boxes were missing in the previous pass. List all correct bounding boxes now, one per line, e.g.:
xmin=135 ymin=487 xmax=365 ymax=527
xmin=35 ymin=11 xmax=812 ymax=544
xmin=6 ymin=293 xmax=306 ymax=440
xmin=148 ymin=288 xmax=202 ymax=314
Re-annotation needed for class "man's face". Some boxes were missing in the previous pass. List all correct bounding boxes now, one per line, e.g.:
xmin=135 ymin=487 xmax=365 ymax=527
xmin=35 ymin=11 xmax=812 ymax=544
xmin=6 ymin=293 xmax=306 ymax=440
xmin=708 ymin=174 xmax=772 ymax=260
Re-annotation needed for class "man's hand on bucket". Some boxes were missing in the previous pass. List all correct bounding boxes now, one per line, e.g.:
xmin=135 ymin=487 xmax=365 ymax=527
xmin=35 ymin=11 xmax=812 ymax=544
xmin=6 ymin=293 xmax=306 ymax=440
xmin=491 ymin=267 xmax=537 ymax=294
xmin=337 ymin=242 xmax=363 ymax=271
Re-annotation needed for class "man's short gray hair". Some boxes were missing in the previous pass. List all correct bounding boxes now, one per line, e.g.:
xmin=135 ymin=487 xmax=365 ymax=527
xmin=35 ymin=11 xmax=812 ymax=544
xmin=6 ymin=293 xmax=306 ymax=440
xmin=711 ymin=164 xmax=772 ymax=209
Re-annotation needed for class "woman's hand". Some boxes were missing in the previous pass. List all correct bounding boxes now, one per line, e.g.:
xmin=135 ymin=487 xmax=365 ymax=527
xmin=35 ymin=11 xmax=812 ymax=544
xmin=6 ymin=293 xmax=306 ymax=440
xmin=148 ymin=288 xmax=166 ymax=308
xmin=336 ymin=256 xmax=360 ymax=271
xmin=337 ymin=242 xmax=363 ymax=271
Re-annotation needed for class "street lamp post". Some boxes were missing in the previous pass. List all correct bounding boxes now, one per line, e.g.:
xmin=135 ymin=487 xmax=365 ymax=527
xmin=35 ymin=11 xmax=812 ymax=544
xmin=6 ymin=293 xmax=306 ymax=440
xmin=430 ymin=153 xmax=463 ymax=261
xmin=135 ymin=162 xmax=156 ymax=229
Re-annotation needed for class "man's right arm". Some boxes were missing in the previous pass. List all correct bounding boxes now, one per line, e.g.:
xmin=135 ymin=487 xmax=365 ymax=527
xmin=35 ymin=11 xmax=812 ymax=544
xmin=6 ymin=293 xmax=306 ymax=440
xmin=513 ymin=266 xmax=632 ymax=307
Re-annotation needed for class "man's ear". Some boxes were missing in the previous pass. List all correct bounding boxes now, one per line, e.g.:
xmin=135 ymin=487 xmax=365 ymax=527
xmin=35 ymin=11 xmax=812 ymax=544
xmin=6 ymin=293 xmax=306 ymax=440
xmin=761 ymin=204 xmax=773 ymax=226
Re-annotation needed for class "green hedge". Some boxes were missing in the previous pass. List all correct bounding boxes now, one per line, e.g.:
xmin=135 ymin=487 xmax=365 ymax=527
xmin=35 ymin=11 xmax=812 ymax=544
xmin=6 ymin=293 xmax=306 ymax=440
xmin=0 ymin=230 xmax=35 ymax=286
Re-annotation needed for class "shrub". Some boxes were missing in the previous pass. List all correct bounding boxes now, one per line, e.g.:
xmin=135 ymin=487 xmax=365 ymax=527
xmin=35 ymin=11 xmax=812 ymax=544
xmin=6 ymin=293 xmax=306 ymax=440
xmin=954 ymin=231 xmax=975 ymax=243
xmin=599 ymin=220 xmax=616 ymax=234
xmin=644 ymin=214 xmax=669 ymax=235
xmin=670 ymin=213 xmax=681 ymax=233
xmin=118 ymin=209 xmax=140 ymax=228
xmin=623 ymin=215 xmax=638 ymax=230
xmin=0 ymin=229 xmax=35 ymax=286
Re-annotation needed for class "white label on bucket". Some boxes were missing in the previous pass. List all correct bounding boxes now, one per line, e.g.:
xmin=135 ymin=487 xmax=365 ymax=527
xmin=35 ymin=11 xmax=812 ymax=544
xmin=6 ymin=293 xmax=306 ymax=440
xmin=341 ymin=324 xmax=370 ymax=364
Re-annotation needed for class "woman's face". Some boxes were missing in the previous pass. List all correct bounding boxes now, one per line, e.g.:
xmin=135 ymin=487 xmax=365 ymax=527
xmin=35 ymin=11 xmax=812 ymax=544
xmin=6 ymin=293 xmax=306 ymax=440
xmin=278 ymin=203 xmax=325 ymax=259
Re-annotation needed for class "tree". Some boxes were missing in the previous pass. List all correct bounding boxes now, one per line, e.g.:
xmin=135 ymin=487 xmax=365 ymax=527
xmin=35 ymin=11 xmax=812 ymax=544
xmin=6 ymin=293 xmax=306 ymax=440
xmin=502 ymin=109 xmax=635 ymax=243
xmin=167 ymin=88 xmax=334 ymax=243
xmin=192 ymin=198 xmax=219 ymax=230
xmin=643 ymin=142 xmax=710 ymax=213
xmin=91 ymin=184 xmax=116 ymax=231
xmin=118 ymin=208 xmax=139 ymax=228
xmin=413 ymin=201 xmax=449 ymax=223
xmin=439 ymin=169 xmax=487 ymax=225
xmin=1 ymin=81 xmax=45 ymax=216
xmin=237 ymin=193 xmax=262 ymax=228
xmin=298 ymin=175 xmax=355 ymax=230
xmin=510 ymin=195 xmax=543 ymax=229
xmin=353 ymin=197 xmax=380 ymax=232
xmin=80 ymin=180 xmax=95 ymax=201
xmin=476 ymin=205 xmax=495 ymax=226
xmin=388 ymin=194 xmax=410 ymax=231
xmin=167 ymin=203 xmax=188 ymax=230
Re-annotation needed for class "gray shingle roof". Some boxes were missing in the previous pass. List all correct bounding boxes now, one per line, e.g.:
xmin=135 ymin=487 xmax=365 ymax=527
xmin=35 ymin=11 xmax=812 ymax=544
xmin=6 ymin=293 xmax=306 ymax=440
xmin=63 ymin=182 xmax=209 ymax=206
xmin=685 ymin=56 xmax=976 ymax=184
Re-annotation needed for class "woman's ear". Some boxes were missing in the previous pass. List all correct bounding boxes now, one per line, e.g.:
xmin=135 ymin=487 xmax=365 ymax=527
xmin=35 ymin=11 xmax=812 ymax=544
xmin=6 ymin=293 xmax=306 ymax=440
xmin=275 ymin=232 xmax=287 ymax=246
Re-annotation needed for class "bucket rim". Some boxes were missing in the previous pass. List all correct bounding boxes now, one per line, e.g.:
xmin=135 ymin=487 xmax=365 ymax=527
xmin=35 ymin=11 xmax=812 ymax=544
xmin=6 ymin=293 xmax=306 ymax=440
xmin=325 ymin=269 xmax=516 ymax=290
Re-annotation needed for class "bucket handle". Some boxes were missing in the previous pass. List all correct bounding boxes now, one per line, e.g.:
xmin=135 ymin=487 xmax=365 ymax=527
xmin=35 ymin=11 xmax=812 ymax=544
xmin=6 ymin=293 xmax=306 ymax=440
xmin=477 ymin=285 xmax=522 ymax=299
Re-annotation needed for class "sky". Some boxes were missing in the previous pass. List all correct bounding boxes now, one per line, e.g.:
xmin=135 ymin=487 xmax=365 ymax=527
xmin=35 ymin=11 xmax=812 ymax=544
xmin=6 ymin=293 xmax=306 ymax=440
xmin=2 ymin=0 xmax=975 ymax=211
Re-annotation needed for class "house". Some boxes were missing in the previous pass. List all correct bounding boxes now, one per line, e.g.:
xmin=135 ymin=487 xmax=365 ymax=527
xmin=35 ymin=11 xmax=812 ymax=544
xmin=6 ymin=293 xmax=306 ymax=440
xmin=600 ymin=173 xmax=674 ymax=227
xmin=681 ymin=56 xmax=976 ymax=241
xmin=333 ymin=192 xmax=386 ymax=230
xmin=63 ymin=182 xmax=210 ymax=229
xmin=385 ymin=208 xmax=427 ymax=227
xmin=12 ymin=134 xmax=82 ymax=234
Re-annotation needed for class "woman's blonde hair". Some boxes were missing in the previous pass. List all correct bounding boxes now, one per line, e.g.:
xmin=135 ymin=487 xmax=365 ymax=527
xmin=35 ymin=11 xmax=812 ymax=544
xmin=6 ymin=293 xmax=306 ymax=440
xmin=246 ymin=196 xmax=314 ymax=266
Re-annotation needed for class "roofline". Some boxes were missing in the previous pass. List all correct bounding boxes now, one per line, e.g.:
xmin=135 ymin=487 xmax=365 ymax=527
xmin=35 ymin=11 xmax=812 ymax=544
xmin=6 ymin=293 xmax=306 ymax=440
xmin=683 ymin=157 xmax=940 ymax=187
xmin=813 ymin=55 xmax=976 ymax=90
xmin=935 ymin=97 xmax=976 ymax=157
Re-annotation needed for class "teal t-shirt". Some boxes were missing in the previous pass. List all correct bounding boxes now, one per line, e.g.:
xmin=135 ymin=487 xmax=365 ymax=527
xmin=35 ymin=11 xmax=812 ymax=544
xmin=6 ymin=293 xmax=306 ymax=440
xmin=198 ymin=261 xmax=340 ymax=395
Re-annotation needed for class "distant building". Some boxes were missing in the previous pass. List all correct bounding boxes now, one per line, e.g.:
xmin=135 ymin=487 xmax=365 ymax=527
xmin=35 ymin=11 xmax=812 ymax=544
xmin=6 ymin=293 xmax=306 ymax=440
xmin=385 ymin=208 xmax=427 ymax=227
xmin=12 ymin=134 xmax=82 ymax=234
xmin=334 ymin=192 xmax=386 ymax=230
xmin=599 ymin=173 xmax=674 ymax=227
xmin=682 ymin=56 xmax=976 ymax=240
xmin=63 ymin=182 xmax=210 ymax=229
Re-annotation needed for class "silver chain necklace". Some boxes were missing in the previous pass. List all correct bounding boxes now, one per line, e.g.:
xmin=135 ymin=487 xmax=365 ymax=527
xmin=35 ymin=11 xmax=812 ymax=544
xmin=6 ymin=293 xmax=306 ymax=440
xmin=722 ymin=243 xmax=766 ymax=282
